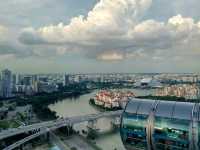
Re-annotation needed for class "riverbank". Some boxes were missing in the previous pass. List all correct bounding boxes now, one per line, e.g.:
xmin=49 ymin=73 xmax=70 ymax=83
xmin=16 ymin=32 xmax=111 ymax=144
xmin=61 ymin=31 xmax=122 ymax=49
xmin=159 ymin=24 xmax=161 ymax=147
xmin=49 ymin=90 xmax=128 ymax=150
xmin=12 ymin=90 xmax=92 ymax=121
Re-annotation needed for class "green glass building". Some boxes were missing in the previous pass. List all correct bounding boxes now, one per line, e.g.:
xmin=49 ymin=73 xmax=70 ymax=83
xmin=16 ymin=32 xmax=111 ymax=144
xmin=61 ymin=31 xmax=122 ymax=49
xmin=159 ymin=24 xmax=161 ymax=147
xmin=120 ymin=98 xmax=200 ymax=150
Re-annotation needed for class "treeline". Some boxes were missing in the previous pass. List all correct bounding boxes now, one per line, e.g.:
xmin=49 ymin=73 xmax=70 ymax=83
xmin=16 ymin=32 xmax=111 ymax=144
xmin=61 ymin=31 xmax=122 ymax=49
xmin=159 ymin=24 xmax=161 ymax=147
xmin=136 ymin=95 xmax=200 ymax=103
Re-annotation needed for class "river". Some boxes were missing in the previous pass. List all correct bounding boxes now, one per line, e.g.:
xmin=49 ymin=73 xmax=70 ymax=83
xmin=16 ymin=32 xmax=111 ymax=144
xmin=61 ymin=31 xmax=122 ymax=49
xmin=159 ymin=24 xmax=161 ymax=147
xmin=49 ymin=88 xmax=154 ymax=150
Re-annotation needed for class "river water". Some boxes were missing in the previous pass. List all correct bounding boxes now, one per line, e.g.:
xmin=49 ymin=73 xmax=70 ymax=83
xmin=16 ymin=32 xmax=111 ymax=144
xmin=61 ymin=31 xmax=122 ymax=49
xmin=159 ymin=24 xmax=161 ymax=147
xmin=49 ymin=89 xmax=154 ymax=150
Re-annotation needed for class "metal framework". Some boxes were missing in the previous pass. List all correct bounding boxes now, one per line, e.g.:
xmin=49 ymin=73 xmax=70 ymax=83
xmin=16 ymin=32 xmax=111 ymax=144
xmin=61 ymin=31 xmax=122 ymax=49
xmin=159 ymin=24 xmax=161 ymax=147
xmin=120 ymin=98 xmax=200 ymax=150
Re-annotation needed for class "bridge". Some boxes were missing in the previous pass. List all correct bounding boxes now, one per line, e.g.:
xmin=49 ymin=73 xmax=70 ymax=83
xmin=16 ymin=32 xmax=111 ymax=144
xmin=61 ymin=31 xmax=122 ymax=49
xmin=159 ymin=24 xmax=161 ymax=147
xmin=1 ymin=110 xmax=122 ymax=150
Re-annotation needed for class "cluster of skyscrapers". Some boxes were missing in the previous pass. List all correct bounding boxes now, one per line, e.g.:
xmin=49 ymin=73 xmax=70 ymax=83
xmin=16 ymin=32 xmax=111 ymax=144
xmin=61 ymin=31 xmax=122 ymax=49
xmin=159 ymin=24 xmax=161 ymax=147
xmin=1 ymin=69 xmax=200 ymax=99
xmin=0 ymin=69 xmax=59 ymax=98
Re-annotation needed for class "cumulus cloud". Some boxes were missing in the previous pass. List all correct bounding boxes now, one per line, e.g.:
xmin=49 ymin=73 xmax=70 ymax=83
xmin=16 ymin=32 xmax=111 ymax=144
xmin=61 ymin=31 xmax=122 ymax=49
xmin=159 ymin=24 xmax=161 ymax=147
xmin=19 ymin=0 xmax=200 ymax=61
xmin=20 ymin=0 xmax=152 ymax=44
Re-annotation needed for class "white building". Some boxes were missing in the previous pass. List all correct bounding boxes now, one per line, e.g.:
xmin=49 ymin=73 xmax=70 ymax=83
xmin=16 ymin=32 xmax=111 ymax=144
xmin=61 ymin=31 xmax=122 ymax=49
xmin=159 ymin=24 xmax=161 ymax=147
xmin=135 ymin=78 xmax=162 ymax=88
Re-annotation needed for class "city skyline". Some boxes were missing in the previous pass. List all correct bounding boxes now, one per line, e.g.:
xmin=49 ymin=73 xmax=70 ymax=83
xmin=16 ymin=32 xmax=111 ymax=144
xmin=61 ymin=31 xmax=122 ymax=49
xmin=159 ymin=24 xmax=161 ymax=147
xmin=1 ymin=68 xmax=199 ymax=99
xmin=0 ymin=0 xmax=200 ymax=73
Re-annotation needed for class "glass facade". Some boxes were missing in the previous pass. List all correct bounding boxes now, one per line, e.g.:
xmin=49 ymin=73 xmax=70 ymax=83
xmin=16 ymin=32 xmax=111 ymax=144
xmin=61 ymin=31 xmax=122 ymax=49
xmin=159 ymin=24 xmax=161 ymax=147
xmin=153 ymin=117 xmax=189 ymax=150
xmin=198 ymin=122 xmax=200 ymax=149
xmin=121 ymin=112 xmax=148 ymax=149
xmin=120 ymin=98 xmax=198 ymax=150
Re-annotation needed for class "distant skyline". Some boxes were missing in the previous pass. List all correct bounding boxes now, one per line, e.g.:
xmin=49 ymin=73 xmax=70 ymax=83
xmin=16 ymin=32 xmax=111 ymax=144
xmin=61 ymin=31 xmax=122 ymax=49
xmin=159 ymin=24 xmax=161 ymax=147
xmin=0 ymin=0 xmax=200 ymax=73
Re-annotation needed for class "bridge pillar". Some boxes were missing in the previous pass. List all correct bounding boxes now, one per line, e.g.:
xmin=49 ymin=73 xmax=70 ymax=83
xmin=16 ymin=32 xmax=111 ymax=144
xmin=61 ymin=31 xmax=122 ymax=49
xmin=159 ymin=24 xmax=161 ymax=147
xmin=111 ymin=116 xmax=121 ymax=131
xmin=44 ymin=132 xmax=50 ymax=141
xmin=21 ymin=143 xmax=33 ymax=150
xmin=87 ymin=119 xmax=98 ymax=130
xmin=87 ymin=119 xmax=99 ymax=139
xmin=19 ymin=144 xmax=24 ymax=150
xmin=37 ymin=131 xmax=50 ymax=143
xmin=66 ymin=124 xmax=74 ymax=136
xmin=58 ymin=124 xmax=74 ymax=136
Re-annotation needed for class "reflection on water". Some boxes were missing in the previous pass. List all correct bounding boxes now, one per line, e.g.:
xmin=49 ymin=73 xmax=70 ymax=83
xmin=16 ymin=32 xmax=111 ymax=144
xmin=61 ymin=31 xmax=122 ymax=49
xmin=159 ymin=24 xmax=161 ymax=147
xmin=49 ymin=89 xmax=154 ymax=150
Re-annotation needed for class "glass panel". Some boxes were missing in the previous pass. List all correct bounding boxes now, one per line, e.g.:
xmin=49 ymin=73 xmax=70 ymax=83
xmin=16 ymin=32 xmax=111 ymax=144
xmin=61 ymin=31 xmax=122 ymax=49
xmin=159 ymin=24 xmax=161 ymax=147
xmin=173 ymin=102 xmax=194 ymax=120
xmin=125 ymin=99 xmax=141 ymax=114
xmin=120 ymin=112 xmax=148 ymax=150
xmin=153 ymin=117 xmax=190 ymax=150
xmin=198 ymin=122 xmax=200 ymax=149
xmin=137 ymin=100 xmax=155 ymax=115
xmin=155 ymin=101 xmax=175 ymax=118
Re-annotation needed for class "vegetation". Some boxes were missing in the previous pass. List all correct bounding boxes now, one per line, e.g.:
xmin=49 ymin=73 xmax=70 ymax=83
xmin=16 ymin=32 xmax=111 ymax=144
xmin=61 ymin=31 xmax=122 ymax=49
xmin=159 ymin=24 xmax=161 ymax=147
xmin=87 ymin=129 xmax=98 ymax=140
xmin=11 ymin=85 xmax=91 ymax=121
xmin=136 ymin=95 xmax=200 ymax=103
xmin=0 ymin=102 xmax=3 ymax=107
xmin=0 ymin=120 xmax=20 ymax=129
xmin=17 ymin=112 xmax=26 ymax=121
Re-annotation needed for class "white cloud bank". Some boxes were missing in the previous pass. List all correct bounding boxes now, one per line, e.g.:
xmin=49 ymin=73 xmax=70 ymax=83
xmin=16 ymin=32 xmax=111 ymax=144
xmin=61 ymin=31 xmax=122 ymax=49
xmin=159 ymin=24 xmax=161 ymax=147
xmin=19 ymin=0 xmax=200 ymax=61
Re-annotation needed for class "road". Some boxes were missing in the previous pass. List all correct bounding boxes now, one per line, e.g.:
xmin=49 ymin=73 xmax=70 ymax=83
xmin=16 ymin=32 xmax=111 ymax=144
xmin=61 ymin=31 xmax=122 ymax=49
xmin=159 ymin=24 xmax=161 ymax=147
xmin=1 ymin=110 xmax=122 ymax=150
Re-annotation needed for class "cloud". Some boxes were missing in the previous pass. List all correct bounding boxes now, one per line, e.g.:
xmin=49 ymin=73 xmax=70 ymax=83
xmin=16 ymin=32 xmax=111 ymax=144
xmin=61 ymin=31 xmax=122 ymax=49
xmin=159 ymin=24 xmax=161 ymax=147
xmin=20 ymin=0 xmax=152 ymax=44
xmin=19 ymin=0 xmax=200 ymax=62
xmin=97 ymin=51 xmax=124 ymax=61
xmin=0 ymin=25 xmax=18 ymax=57
xmin=0 ymin=25 xmax=7 ymax=32
xmin=0 ymin=25 xmax=8 ymax=41
xmin=0 ymin=25 xmax=35 ymax=59
xmin=0 ymin=54 xmax=15 ymax=63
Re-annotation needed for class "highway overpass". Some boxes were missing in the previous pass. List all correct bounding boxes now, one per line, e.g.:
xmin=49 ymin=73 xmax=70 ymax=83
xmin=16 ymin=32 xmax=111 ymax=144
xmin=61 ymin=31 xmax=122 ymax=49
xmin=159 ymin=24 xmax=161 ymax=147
xmin=1 ymin=110 xmax=122 ymax=150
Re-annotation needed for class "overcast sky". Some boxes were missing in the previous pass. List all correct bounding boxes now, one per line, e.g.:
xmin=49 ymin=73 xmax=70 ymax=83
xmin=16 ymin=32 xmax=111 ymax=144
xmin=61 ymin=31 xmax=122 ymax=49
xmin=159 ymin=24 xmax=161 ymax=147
xmin=0 ymin=0 xmax=200 ymax=73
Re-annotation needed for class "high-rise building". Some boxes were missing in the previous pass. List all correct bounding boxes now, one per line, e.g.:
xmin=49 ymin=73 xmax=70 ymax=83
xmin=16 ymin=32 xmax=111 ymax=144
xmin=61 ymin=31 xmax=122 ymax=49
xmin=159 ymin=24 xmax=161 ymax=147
xmin=0 ymin=69 xmax=12 ymax=98
xmin=12 ymin=74 xmax=17 ymax=85
xmin=0 ymin=77 xmax=2 ymax=97
xmin=64 ymin=74 xmax=70 ymax=86
xmin=32 ymin=75 xmax=38 ymax=93
xmin=12 ymin=74 xmax=17 ymax=92
xmin=17 ymin=74 xmax=23 ymax=85
xmin=23 ymin=76 xmax=32 ymax=86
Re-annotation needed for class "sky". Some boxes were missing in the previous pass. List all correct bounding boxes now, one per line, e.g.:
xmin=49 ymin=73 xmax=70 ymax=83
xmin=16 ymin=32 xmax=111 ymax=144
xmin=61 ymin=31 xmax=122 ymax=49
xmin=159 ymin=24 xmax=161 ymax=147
xmin=0 ymin=0 xmax=200 ymax=73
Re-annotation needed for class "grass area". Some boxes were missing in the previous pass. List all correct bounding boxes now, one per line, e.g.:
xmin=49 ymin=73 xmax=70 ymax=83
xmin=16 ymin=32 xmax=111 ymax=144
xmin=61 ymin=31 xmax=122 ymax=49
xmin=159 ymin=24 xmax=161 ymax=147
xmin=0 ymin=120 xmax=21 ymax=129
